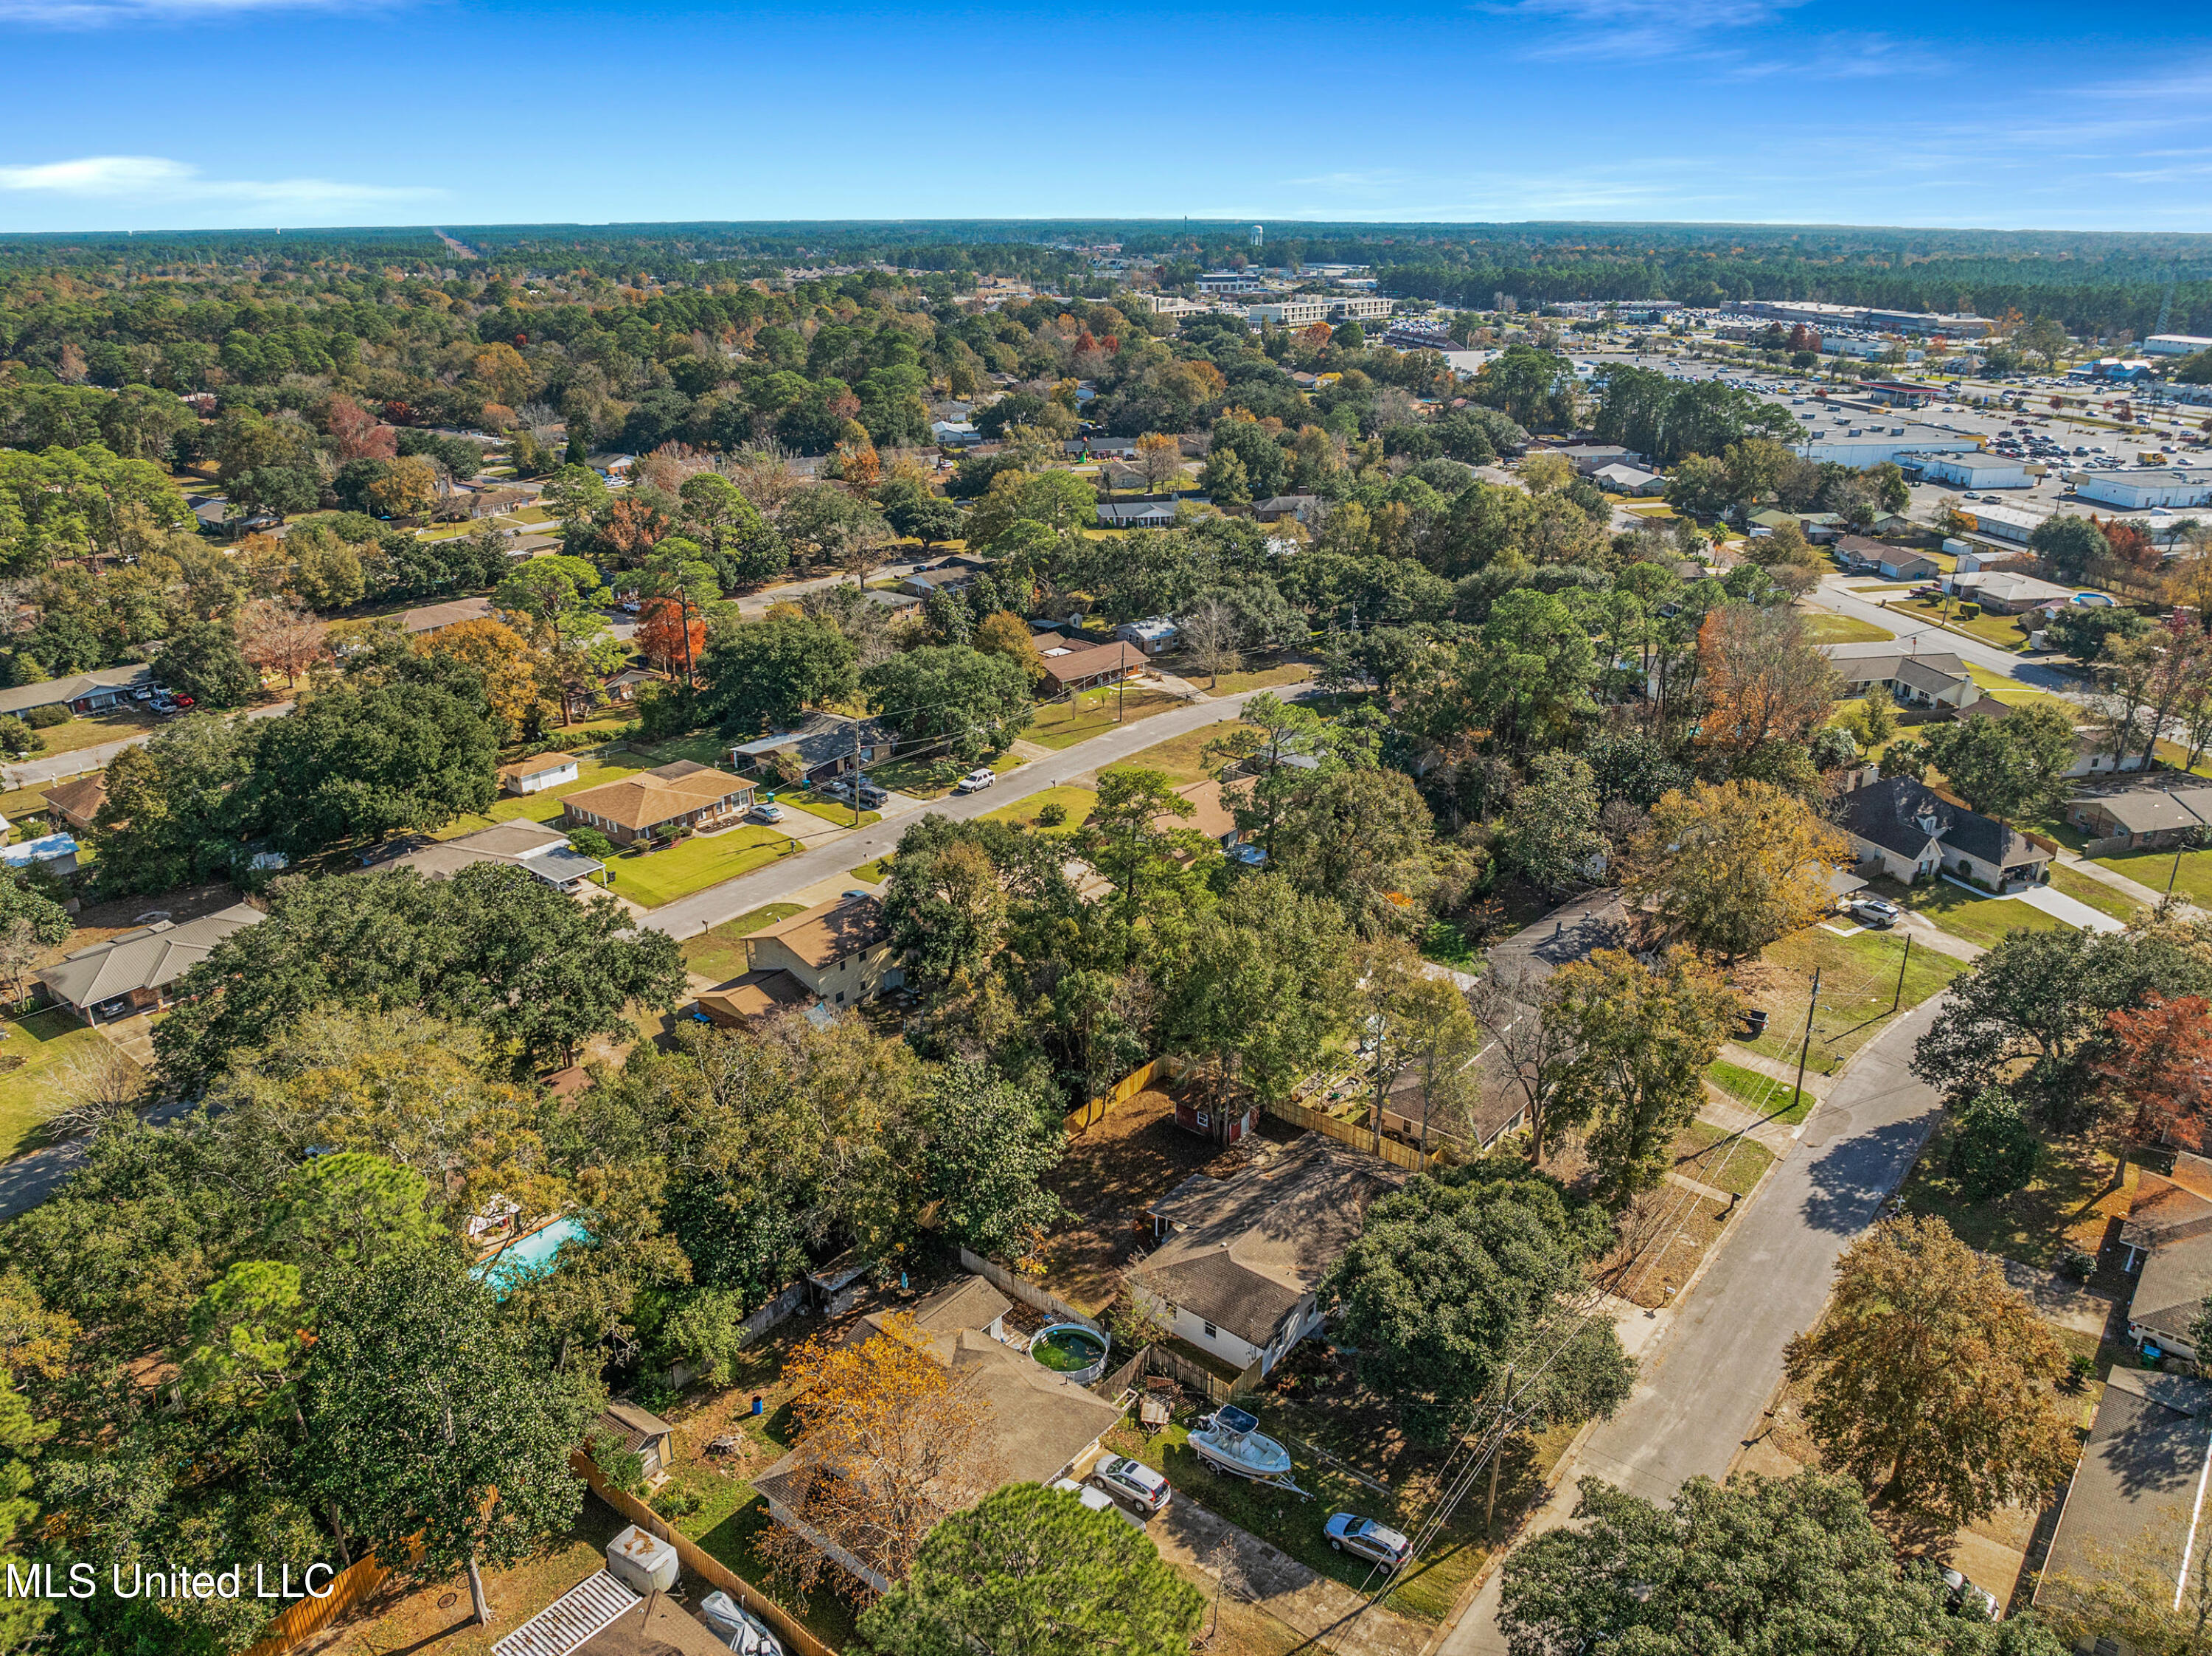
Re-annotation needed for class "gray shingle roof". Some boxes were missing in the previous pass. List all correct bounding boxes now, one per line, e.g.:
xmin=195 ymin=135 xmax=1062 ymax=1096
xmin=38 ymin=902 xmax=265 ymax=1009
xmin=2039 ymin=1368 xmax=2212 ymax=1608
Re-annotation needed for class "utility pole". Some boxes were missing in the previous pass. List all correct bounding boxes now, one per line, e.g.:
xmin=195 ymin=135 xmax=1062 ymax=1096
xmin=1793 ymin=968 xmax=1822 ymax=1114
xmin=1485 ymin=1363 xmax=1514 ymax=1534
xmin=1890 ymin=933 xmax=1913 ymax=1013
xmin=850 ymin=723 xmax=862 ymax=829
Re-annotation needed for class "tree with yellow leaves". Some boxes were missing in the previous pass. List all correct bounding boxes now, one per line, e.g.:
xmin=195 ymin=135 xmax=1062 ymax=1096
xmin=416 ymin=616 xmax=546 ymax=739
xmin=1628 ymin=779 xmax=1848 ymax=961
xmin=754 ymin=1312 xmax=998 ymax=1601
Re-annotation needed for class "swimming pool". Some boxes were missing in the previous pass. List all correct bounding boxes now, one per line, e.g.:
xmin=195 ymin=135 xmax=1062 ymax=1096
xmin=473 ymin=1216 xmax=587 ymax=1295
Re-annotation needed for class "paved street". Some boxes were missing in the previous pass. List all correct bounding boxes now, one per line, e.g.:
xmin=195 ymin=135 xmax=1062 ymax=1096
xmin=2 ymin=701 xmax=293 ymax=793
xmin=643 ymin=682 xmax=1295 ymax=940
xmin=1438 ymin=992 xmax=1952 ymax=1654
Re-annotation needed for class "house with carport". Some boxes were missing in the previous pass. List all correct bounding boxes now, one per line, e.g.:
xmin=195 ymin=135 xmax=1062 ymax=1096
xmin=38 ymin=902 xmax=265 ymax=1024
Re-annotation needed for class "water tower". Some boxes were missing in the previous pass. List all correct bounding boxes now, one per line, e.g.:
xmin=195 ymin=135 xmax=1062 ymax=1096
xmin=1250 ymin=223 xmax=1264 ymax=248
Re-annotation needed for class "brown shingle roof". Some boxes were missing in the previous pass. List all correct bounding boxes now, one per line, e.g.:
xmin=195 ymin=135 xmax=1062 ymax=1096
xmin=401 ymin=595 xmax=495 ymax=634
xmin=41 ymin=773 xmax=108 ymax=827
xmin=497 ymin=751 xmax=578 ymax=783
xmin=750 ymin=894 xmax=887 ymax=970
xmin=695 ymin=969 xmax=811 ymax=1025
xmin=562 ymin=761 xmax=752 ymax=832
xmin=1040 ymin=640 xmax=1144 ymax=687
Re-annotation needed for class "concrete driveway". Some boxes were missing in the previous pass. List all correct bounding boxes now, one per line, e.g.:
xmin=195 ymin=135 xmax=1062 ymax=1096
xmin=2011 ymin=884 xmax=2126 ymax=933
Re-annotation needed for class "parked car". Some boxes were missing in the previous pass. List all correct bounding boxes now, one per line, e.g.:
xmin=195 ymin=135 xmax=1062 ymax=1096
xmin=1325 ymin=1512 xmax=1412 ymax=1568
xmin=172 ymin=695 xmax=195 ymax=709
xmin=1091 ymin=1455 xmax=1172 ymax=1516
xmin=852 ymin=780 xmax=888 ymax=807
xmin=816 ymin=778 xmax=853 ymax=801
xmin=953 ymin=768 xmax=996 ymax=794
xmin=1938 ymin=1567 xmax=1999 ymax=1620
xmin=1843 ymin=896 xmax=1902 ymax=928
xmin=131 ymin=686 xmax=153 ymax=701
xmin=1051 ymin=1476 xmax=1143 ymax=1528
xmin=751 ymin=803 xmax=785 ymax=824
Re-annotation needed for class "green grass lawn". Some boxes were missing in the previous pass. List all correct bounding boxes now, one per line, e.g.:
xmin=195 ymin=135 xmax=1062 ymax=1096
xmin=773 ymin=790 xmax=882 ymax=830
xmin=1899 ymin=1110 xmax=2136 ymax=1272
xmin=1099 ymin=719 xmax=1241 ymax=787
xmin=630 ymin=731 xmax=737 ymax=769
xmin=1801 ymin=610 xmax=1895 ymax=645
xmin=0 ymin=1010 xmax=127 ymax=1160
xmin=1419 ymin=919 xmax=1478 ymax=969
xmin=681 ymin=903 xmax=807 ymax=982
xmin=604 ymin=826 xmax=801 ymax=908
xmin=1020 ymin=686 xmax=1185 ymax=750
xmin=2092 ymin=845 xmax=2212 ymax=906
xmin=1893 ymin=877 xmax=2070 ymax=948
xmin=1890 ymin=596 xmax=2034 ymax=653
xmin=979 ymin=784 xmax=1096 ymax=831
xmin=18 ymin=707 xmax=163 ymax=759
xmin=1672 ymin=1117 xmax=1777 ymax=1196
xmin=1205 ymin=660 xmax=1318 ymax=695
xmin=1705 ymin=1059 xmax=1812 ymax=1124
xmin=1739 ymin=925 xmax=1964 ymax=1076
xmin=2047 ymin=863 xmax=2146 ymax=923
xmin=847 ymin=854 xmax=895 ymax=885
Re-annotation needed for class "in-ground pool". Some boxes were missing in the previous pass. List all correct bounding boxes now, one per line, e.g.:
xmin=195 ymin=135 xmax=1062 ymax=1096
xmin=473 ymin=1216 xmax=587 ymax=1295
xmin=1029 ymin=1323 xmax=1110 ymax=1385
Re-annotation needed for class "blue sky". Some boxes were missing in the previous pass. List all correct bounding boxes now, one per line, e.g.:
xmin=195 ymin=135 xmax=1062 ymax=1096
xmin=0 ymin=0 xmax=2207 ymax=234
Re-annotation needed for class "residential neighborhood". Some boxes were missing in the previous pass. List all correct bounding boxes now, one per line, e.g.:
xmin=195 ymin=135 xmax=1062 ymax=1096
xmin=1 ymin=201 xmax=2212 ymax=1656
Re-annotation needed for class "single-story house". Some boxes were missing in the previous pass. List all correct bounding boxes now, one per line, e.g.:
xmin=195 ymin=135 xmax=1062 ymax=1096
xmin=1130 ymin=1135 xmax=1406 ymax=1382
xmin=1820 ymin=641 xmax=1981 ymax=711
xmin=0 ymin=664 xmax=151 ymax=720
xmin=376 ymin=819 xmax=605 ymax=891
xmin=2119 ymin=1152 xmax=2212 ymax=1275
xmin=2035 ymin=1368 xmax=2212 ymax=1615
xmin=1116 ymin=617 xmax=1178 ymax=655
xmin=561 ymin=761 xmax=755 ymax=846
xmin=2067 ymin=784 xmax=2212 ymax=849
xmin=1749 ymin=509 xmax=1843 ymax=543
xmin=1591 ymin=462 xmax=1666 ymax=496
xmin=753 ymin=1272 xmax=1121 ymax=1593
xmin=1838 ymin=775 xmax=2051 ymax=891
xmin=589 ymin=1401 xmax=678 ymax=1486
xmin=1096 ymin=502 xmax=1179 ymax=529
xmin=1160 ymin=777 xmax=1243 ymax=852
xmin=1552 ymin=442 xmax=1644 ymax=476
xmin=2127 ymin=1226 xmax=2212 ymax=1363
xmin=498 ymin=752 xmax=581 ymax=795
xmin=602 ymin=666 xmax=661 ymax=704
xmin=1949 ymin=569 xmax=2079 ymax=614
xmin=1251 ymin=494 xmax=1320 ymax=523
xmin=1834 ymin=535 xmax=1938 ymax=581
xmin=1955 ymin=699 xmax=2139 ymax=780
xmin=1067 ymin=436 xmax=1138 ymax=460
xmin=41 ymin=773 xmax=107 ymax=834
xmin=728 ymin=712 xmax=894 ymax=784
xmin=898 ymin=567 xmax=975 ymax=599
xmin=400 ymin=595 xmax=495 ymax=636
xmin=3 ymin=833 xmax=77 ymax=875
xmin=931 ymin=420 xmax=981 ymax=447
xmin=38 ymin=902 xmax=265 ymax=1023
xmin=848 ymin=1274 xmax=1011 ymax=1349
xmin=706 ymin=892 xmax=901 ymax=1018
xmin=1041 ymin=640 xmax=1146 ymax=695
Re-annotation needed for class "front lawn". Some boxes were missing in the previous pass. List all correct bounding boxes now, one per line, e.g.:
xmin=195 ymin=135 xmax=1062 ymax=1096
xmin=1021 ymin=686 xmax=1185 ymax=749
xmin=846 ymin=854 xmax=896 ymax=885
xmin=1205 ymin=661 xmax=1318 ymax=695
xmin=604 ymin=826 xmax=801 ymax=908
xmin=1706 ymin=1059 xmax=1812 ymax=1124
xmin=773 ymin=790 xmax=881 ymax=829
xmin=1893 ymin=879 xmax=2070 ymax=949
xmin=681 ymin=903 xmax=807 ymax=982
xmin=16 ymin=706 xmax=162 ymax=759
xmin=1099 ymin=717 xmax=1242 ymax=786
xmin=1899 ymin=1111 xmax=2136 ymax=1273
xmin=1801 ymin=610 xmax=1895 ymax=645
xmin=1672 ymin=1118 xmax=1777 ymax=1196
xmin=979 ymin=784 xmax=1096 ymax=832
xmin=1889 ymin=596 xmax=2034 ymax=653
xmin=2095 ymin=845 xmax=2212 ymax=907
xmin=2046 ymin=863 xmax=2146 ymax=923
xmin=1737 ymin=925 xmax=1964 ymax=1076
xmin=0 ymin=1011 xmax=129 ymax=1160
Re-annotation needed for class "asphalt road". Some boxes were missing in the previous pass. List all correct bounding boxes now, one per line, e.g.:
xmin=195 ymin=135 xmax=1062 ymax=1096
xmin=2 ymin=701 xmax=293 ymax=793
xmin=642 ymin=682 xmax=1292 ymax=939
xmin=1438 ymin=992 xmax=1952 ymax=1653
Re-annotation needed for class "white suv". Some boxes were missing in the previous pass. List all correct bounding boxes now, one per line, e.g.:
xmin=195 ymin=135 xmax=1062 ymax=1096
xmin=1091 ymin=1455 xmax=1171 ymax=1515
xmin=953 ymin=768 xmax=996 ymax=794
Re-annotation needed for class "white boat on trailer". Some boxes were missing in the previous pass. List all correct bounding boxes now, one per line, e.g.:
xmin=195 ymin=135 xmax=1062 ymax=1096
xmin=1189 ymin=1405 xmax=1312 ymax=1497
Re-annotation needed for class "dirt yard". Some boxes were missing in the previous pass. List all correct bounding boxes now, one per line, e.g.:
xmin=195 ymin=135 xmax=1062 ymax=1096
xmin=1038 ymin=1086 xmax=1301 ymax=1312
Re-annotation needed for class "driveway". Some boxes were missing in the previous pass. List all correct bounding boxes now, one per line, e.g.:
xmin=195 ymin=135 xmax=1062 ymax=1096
xmin=1439 ymin=992 xmax=1953 ymax=1654
xmin=2010 ymin=884 xmax=2126 ymax=933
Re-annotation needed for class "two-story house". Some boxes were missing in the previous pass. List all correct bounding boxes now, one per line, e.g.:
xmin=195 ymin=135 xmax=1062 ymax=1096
xmin=695 ymin=893 xmax=902 ymax=1026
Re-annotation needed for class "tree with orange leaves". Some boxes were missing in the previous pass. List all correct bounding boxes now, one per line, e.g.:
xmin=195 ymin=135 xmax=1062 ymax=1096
xmin=1695 ymin=602 xmax=1840 ymax=760
xmin=753 ymin=1312 xmax=998 ymax=1603
xmin=636 ymin=596 xmax=706 ymax=678
xmin=417 ymin=616 xmax=546 ymax=738
xmin=2093 ymin=992 xmax=2212 ymax=1165
xmin=598 ymin=495 xmax=668 ymax=565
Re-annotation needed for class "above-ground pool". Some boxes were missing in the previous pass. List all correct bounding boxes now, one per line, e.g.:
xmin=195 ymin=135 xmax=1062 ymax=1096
xmin=1029 ymin=1323 xmax=1110 ymax=1385
xmin=473 ymin=1216 xmax=587 ymax=1295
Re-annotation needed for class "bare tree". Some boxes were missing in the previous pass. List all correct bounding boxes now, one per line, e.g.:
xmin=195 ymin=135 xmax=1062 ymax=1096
xmin=0 ymin=918 xmax=40 ymax=1002
xmin=1135 ymin=431 xmax=1183 ymax=493
xmin=234 ymin=596 xmax=328 ymax=689
xmin=1179 ymin=594 xmax=1243 ymax=689
xmin=722 ymin=443 xmax=805 ymax=518
xmin=42 ymin=1040 xmax=145 ymax=1141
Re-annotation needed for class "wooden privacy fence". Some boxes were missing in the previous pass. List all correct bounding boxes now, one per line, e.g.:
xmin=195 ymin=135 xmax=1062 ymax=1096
xmin=958 ymin=1247 xmax=1106 ymax=1332
xmin=238 ymin=1549 xmax=395 ymax=1656
xmin=1262 ymin=1096 xmax=1447 ymax=1172
xmin=1065 ymin=1056 xmax=1173 ymax=1133
xmin=570 ymin=1453 xmax=838 ymax=1656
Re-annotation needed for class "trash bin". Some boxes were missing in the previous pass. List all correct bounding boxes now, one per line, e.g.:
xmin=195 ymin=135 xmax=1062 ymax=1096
xmin=1744 ymin=1009 xmax=1770 ymax=1037
xmin=751 ymin=1394 xmax=763 ymax=1417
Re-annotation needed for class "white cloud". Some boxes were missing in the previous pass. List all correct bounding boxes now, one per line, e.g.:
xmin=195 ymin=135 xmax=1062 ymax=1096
xmin=0 ymin=0 xmax=361 ymax=23
xmin=0 ymin=154 xmax=438 ymax=213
